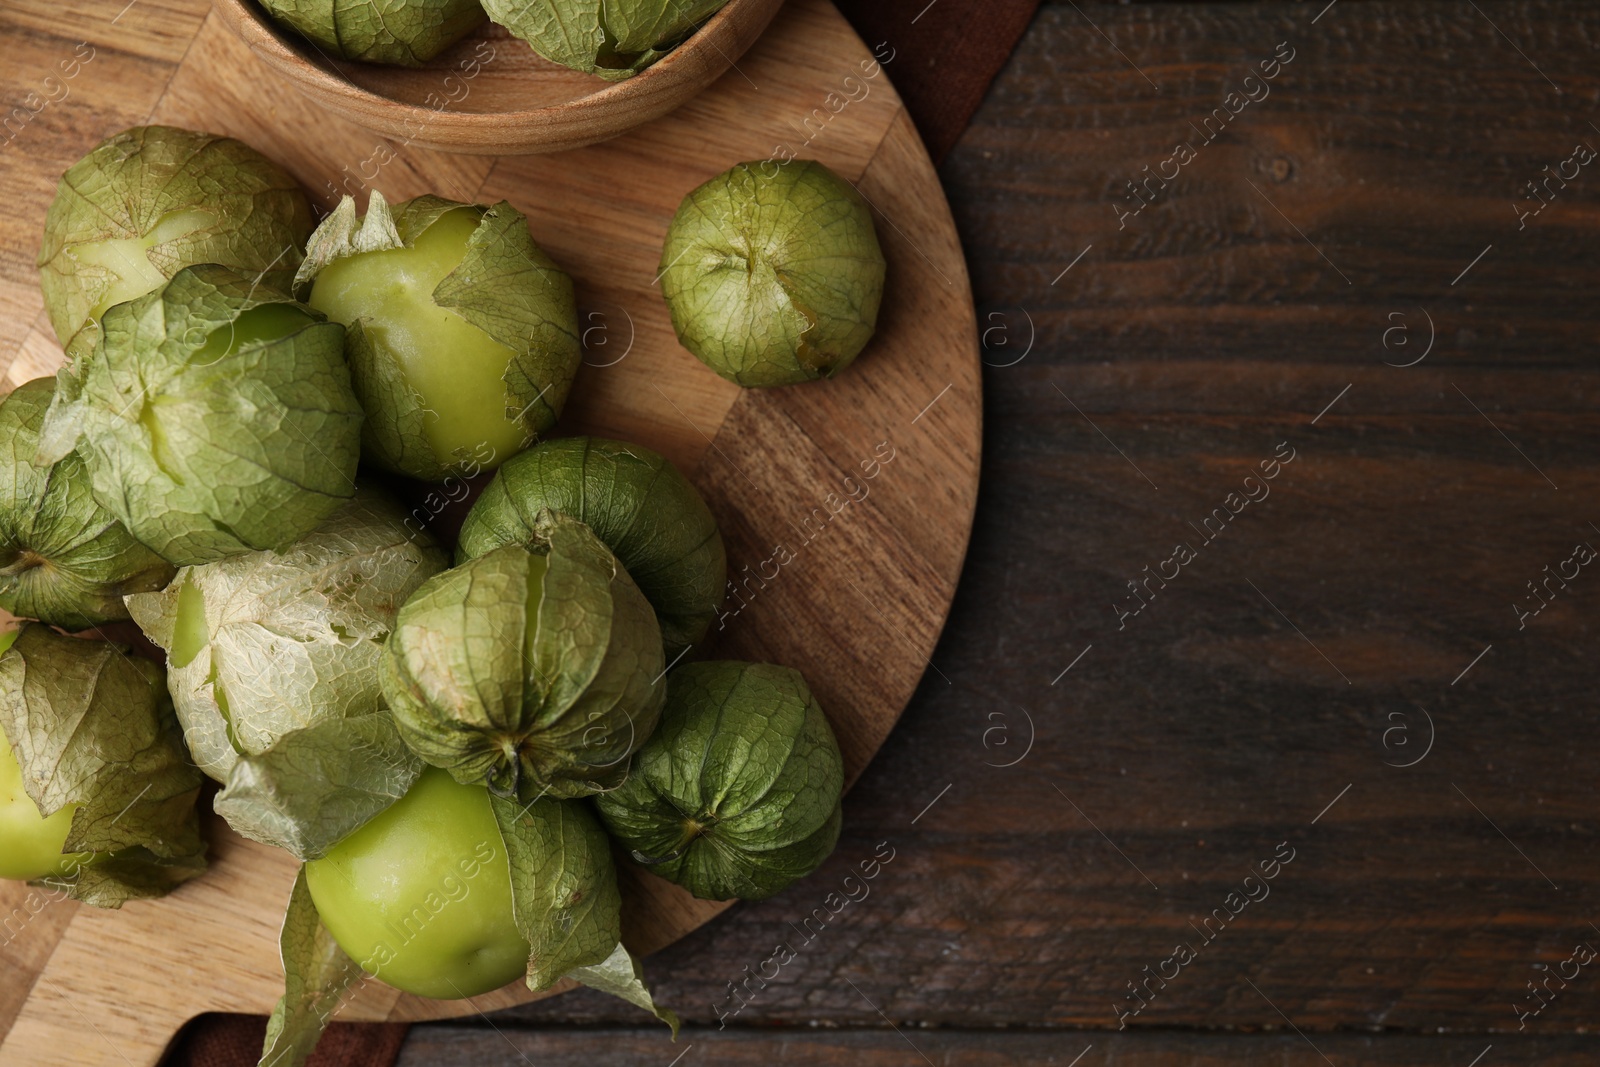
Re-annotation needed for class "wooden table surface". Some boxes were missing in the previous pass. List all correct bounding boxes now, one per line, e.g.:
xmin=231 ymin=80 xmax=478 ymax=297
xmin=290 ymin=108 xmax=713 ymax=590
xmin=6 ymin=0 xmax=1600 ymax=1064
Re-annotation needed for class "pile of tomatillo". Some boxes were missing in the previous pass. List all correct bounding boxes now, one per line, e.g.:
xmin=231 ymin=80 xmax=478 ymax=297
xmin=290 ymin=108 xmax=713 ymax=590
xmin=2 ymin=123 xmax=886 ymax=1062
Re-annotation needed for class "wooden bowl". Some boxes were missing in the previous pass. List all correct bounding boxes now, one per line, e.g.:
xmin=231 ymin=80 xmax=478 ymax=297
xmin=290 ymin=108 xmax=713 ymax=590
xmin=210 ymin=0 xmax=786 ymax=155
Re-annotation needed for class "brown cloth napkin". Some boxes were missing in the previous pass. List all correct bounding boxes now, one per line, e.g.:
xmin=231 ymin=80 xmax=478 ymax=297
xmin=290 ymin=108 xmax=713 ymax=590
xmin=163 ymin=1014 xmax=408 ymax=1067
xmin=160 ymin=0 xmax=1036 ymax=1063
xmin=844 ymin=0 xmax=1041 ymax=162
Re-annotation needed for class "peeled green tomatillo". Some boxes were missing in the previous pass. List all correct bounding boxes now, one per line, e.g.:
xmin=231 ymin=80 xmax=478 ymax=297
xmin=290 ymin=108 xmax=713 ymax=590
xmin=381 ymin=514 xmax=665 ymax=800
xmin=304 ymin=767 xmax=527 ymax=999
xmin=258 ymin=0 xmax=485 ymax=66
xmin=659 ymin=160 xmax=886 ymax=387
xmin=37 ymin=125 xmax=313 ymax=362
xmin=38 ymin=264 xmax=362 ymax=566
xmin=276 ymin=764 xmax=671 ymax=1054
xmin=0 ymin=378 xmax=174 ymax=630
xmin=595 ymin=661 xmax=844 ymax=901
xmin=299 ymin=192 xmax=581 ymax=482
xmin=457 ymin=436 xmax=725 ymax=661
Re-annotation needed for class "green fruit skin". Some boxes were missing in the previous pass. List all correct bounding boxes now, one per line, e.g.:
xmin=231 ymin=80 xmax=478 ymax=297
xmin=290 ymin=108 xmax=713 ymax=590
xmin=0 ymin=715 xmax=91 ymax=883
xmin=310 ymin=208 xmax=530 ymax=480
xmin=0 ymin=620 xmax=79 ymax=882
xmin=659 ymin=160 xmax=886 ymax=387
xmin=456 ymin=436 xmax=725 ymax=660
xmin=304 ymin=767 xmax=528 ymax=999
xmin=37 ymin=125 xmax=313 ymax=357
xmin=0 ymin=378 xmax=175 ymax=629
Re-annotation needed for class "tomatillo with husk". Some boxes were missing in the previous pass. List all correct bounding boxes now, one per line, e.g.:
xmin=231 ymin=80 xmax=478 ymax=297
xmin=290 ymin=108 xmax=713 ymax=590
xmin=380 ymin=513 xmax=665 ymax=800
xmin=456 ymin=436 xmax=725 ymax=661
xmin=37 ymin=125 xmax=313 ymax=365
xmin=304 ymin=767 xmax=530 ymax=999
xmin=0 ymin=628 xmax=89 ymax=882
xmin=125 ymin=489 xmax=447 ymax=860
xmin=0 ymin=377 xmax=174 ymax=630
xmin=658 ymin=160 xmax=885 ymax=387
xmin=38 ymin=264 xmax=363 ymax=566
xmin=258 ymin=0 xmax=486 ymax=66
xmin=595 ymin=660 xmax=843 ymax=901
xmin=277 ymin=765 xmax=672 ymax=1059
xmin=0 ymin=623 xmax=207 ymax=905
xmin=299 ymin=192 xmax=581 ymax=482
xmin=0 ymin=728 xmax=87 ymax=882
xmin=482 ymin=0 xmax=728 ymax=80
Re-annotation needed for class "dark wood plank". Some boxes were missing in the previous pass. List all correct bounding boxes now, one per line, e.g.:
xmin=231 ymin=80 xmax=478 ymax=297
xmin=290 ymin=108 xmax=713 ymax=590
xmin=406 ymin=1 xmax=1600 ymax=1045
xmin=399 ymin=1027 xmax=1600 ymax=1065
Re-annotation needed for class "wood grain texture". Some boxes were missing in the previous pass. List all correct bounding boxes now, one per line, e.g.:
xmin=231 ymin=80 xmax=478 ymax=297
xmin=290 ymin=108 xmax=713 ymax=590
xmin=209 ymin=0 xmax=788 ymax=154
xmin=397 ymin=1027 xmax=1600 ymax=1066
xmin=5 ymin=0 xmax=1598 ymax=1063
xmin=0 ymin=0 xmax=978 ymax=1062
xmin=396 ymin=2 xmax=1600 ymax=1060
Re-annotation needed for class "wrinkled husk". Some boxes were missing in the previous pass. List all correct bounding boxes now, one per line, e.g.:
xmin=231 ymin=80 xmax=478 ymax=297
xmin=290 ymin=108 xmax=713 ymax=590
xmin=596 ymin=660 xmax=843 ymax=901
xmin=659 ymin=160 xmax=885 ymax=387
xmin=382 ymin=512 xmax=665 ymax=800
xmin=0 ymin=623 xmax=207 ymax=906
xmin=456 ymin=435 xmax=724 ymax=661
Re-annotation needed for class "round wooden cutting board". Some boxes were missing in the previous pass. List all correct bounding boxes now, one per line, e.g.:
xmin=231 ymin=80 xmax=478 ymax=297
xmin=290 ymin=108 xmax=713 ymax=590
xmin=0 ymin=1 xmax=980 ymax=1063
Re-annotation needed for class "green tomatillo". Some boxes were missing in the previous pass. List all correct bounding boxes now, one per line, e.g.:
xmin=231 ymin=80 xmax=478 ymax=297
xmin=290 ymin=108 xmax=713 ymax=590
xmin=456 ymin=436 xmax=725 ymax=661
xmin=298 ymin=192 xmax=581 ymax=482
xmin=481 ymin=0 xmax=728 ymax=80
xmin=37 ymin=125 xmax=313 ymax=365
xmin=0 ymin=624 xmax=207 ymax=905
xmin=258 ymin=0 xmax=486 ymax=66
xmin=38 ymin=264 xmax=363 ymax=566
xmin=595 ymin=660 xmax=844 ymax=901
xmin=125 ymin=489 xmax=447 ymax=860
xmin=659 ymin=160 xmax=886 ymax=387
xmin=0 ymin=627 xmax=89 ymax=882
xmin=380 ymin=513 xmax=665 ymax=800
xmin=270 ymin=766 xmax=673 ymax=1065
xmin=0 ymin=726 xmax=87 ymax=882
xmin=304 ymin=767 xmax=529 ymax=999
xmin=0 ymin=377 xmax=174 ymax=630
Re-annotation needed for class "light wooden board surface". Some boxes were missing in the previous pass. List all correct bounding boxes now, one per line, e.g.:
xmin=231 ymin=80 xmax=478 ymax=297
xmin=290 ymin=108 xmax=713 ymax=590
xmin=0 ymin=0 xmax=981 ymax=1062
